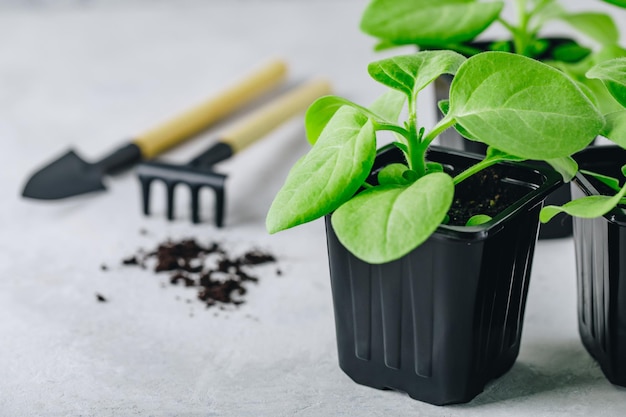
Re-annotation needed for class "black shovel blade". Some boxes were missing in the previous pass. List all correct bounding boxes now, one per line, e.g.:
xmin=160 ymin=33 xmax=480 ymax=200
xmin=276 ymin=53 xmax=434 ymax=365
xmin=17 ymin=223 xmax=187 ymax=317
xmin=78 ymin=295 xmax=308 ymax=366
xmin=22 ymin=149 xmax=106 ymax=200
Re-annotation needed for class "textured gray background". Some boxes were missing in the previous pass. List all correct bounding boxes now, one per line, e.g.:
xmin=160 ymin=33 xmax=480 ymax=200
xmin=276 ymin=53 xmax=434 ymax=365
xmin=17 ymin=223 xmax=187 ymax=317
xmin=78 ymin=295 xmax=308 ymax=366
xmin=1 ymin=1 xmax=626 ymax=416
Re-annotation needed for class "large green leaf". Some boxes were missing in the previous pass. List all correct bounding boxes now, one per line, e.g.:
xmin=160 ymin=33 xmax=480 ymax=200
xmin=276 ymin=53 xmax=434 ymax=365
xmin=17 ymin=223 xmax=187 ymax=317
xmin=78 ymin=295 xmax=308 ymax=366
xmin=360 ymin=0 xmax=504 ymax=46
xmin=586 ymin=58 xmax=626 ymax=107
xmin=368 ymin=51 xmax=466 ymax=97
xmin=560 ymin=12 xmax=619 ymax=45
xmin=540 ymin=180 xmax=626 ymax=223
xmin=448 ymin=52 xmax=604 ymax=160
xmin=266 ymin=106 xmax=376 ymax=233
xmin=331 ymin=172 xmax=454 ymax=264
xmin=601 ymin=110 xmax=626 ymax=147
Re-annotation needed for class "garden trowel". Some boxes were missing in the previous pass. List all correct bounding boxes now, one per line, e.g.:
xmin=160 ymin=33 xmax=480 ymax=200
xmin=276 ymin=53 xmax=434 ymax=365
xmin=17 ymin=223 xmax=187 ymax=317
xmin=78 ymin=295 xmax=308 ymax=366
xmin=21 ymin=59 xmax=287 ymax=200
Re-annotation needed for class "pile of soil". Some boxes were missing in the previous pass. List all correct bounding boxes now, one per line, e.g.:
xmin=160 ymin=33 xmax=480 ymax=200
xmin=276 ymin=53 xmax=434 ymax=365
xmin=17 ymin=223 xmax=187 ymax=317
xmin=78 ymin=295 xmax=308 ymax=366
xmin=118 ymin=238 xmax=278 ymax=309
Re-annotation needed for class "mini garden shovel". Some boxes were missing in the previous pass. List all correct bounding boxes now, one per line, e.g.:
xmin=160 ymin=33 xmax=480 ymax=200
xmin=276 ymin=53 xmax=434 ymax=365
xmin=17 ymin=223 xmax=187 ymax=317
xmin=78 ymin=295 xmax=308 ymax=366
xmin=21 ymin=59 xmax=288 ymax=200
xmin=136 ymin=78 xmax=332 ymax=227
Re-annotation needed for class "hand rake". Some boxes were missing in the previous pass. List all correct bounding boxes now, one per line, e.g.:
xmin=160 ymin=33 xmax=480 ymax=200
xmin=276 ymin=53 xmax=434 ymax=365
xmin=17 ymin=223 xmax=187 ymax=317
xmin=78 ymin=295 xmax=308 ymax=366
xmin=136 ymin=78 xmax=332 ymax=227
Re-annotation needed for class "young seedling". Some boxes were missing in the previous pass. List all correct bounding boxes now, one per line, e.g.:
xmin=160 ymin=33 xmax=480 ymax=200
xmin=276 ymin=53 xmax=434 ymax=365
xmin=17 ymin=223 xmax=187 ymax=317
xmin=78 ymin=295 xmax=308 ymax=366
xmin=361 ymin=0 xmax=626 ymax=112
xmin=266 ymin=50 xmax=603 ymax=264
xmin=541 ymin=57 xmax=626 ymax=222
xmin=360 ymin=0 xmax=625 ymax=58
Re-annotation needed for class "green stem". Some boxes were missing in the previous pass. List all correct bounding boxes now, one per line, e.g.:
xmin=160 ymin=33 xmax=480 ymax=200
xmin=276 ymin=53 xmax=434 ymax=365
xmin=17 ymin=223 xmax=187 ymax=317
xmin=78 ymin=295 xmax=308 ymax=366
xmin=498 ymin=0 xmax=534 ymax=56
xmin=406 ymin=95 xmax=426 ymax=176
xmin=453 ymin=157 xmax=502 ymax=185
xmin=421 ymin=115 xmax=456 ymax=148
xmin=497 ymin=17 xmax=519 ymax=37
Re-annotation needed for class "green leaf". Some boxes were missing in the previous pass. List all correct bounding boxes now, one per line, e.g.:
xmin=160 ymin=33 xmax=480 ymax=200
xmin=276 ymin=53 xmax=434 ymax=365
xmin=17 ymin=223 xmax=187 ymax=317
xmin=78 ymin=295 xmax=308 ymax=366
xmin=425 ymin=162 xmax=444 ymax=173
xmin=331 ymin=172 xmax=454 ymax=264
xmin=552 ymin=43 xmax=592 ymax=63
xmin=560 ymin=13 xmax=619 ymax=45
xmin=586 ymin=58 xmax=626 ymax=107
xmin=540 ymin=181 xmax=626 ymax=223
xmin=449 ymin=52 xmax=604 ymax=160
xmin=601 ymin=110 xmax=626 ymax=147
xmin=546 ymin=156 xmax=578 ymax=182
xmin=489 ymin=40 xmax=512 ymax=53
xmin=368 ymin=51 xmax=466 ymax=97
xmin=360 ymin=0 xmax=504 ymax=47
xmin=579 ymin=169 xmax=621 ymax=191
xmin=304 ymin=92 xmax=406 ymax=145
xmin=305 ymin=97 xmax=362 ymax=145
xmin=377 ymin=163 xmax=412 ymax=186
xmin=438 ymin=99 xmax=450 ymax=116
xmin=266 ymin=106 xmax=376 ymax=233
xmin=601 ymin=0 xmax=626 ymax=8
xmin=466 ymin=214 xmax=492 ymax=226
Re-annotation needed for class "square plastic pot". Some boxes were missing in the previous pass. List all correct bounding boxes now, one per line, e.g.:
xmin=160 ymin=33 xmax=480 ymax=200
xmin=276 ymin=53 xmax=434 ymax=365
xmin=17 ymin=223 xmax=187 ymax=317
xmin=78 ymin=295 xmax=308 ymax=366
xmin=571 ymin=145 xmax=626 ymax=386
xmin=325 ymin=145 xmax=561 ymax=405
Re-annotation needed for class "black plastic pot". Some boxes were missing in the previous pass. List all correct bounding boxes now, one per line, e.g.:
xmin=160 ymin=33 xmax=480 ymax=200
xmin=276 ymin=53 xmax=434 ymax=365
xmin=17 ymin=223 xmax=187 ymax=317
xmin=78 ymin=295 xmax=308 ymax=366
xmin=571 ymin=145 xmax=626 ymax=386
xmin=432 ymin=37 xmax=588 ymax=240
xmin=325 ymin=145 xmax=561 ymax=405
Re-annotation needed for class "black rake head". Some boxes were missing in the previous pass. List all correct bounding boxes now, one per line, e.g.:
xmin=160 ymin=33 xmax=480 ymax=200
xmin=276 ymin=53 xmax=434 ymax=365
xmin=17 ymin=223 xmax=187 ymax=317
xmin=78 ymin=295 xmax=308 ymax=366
xmin=136 ymin=161 xmax=228 ymax=227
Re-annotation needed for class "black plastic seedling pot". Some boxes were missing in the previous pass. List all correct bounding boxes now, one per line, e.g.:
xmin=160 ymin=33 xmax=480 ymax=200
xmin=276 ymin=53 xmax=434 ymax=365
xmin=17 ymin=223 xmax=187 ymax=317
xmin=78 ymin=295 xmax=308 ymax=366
xmin=571 ymin=145 xmax=626 ymax=386
xmin=325 ymin=145 xmax=561 ymax=405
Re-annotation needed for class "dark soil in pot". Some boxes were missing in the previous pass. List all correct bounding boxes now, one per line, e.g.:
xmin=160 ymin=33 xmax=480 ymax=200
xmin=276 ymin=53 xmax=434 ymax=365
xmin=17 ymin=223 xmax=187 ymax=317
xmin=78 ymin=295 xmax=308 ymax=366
xmin=326 ymin=145 xmax=561 ymax=405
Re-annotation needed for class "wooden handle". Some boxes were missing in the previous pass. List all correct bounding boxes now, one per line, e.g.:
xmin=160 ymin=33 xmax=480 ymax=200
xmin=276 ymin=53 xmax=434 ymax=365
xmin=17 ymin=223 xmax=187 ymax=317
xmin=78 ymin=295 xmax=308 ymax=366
xmin=133 ymin=59 xmax=287 ymax=159
xmin=221 ymin=78 xmax=332 ymax=153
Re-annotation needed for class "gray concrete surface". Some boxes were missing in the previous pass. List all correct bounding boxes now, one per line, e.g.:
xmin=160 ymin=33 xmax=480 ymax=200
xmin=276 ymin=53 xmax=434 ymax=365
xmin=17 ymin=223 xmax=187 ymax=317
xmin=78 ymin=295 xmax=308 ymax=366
xmin=2 ymin=1 xmax=626 ymax=415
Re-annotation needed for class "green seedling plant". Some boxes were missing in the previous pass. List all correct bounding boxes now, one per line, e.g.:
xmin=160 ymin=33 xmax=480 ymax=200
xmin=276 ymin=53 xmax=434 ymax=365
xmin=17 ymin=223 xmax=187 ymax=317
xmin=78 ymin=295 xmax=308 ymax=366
xmin=541 ymin=57 xmax=626 ymax=223
xmin=266 ymin=50 xmax=603 ymax=264
xmin=360 ymin=0 xmax=625 ymax=58
xmin=361 ymin=0 xmax=626 ymax=112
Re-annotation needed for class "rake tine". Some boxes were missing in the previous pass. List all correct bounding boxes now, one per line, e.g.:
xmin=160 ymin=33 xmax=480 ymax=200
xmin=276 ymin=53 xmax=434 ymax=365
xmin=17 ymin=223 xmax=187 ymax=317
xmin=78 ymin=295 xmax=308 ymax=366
xmin=140 ymin=176 xmax=152 ymax=216
xmin=214 ymin=186 xmax=226 ymax=228
xmin=166 ymin=182 xmax=176 ymax=220
xmin=190 ymin=185 xmax=201 ymax=224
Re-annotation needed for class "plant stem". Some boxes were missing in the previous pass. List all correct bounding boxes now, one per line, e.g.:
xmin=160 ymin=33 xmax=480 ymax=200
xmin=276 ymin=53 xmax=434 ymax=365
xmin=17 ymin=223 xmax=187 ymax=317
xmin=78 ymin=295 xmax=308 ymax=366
xmin=499 ymin=0 xmax=534 ymax=56
xmin=405 ymin=94 xmax=427 ymax=176
xmin=421 ymin=116 xmax=456 ymax=148
xmin=453 ymin=157 xmax=502 ymax=185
